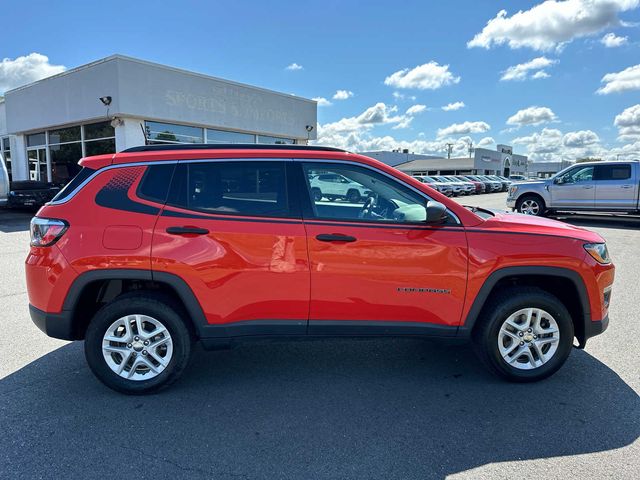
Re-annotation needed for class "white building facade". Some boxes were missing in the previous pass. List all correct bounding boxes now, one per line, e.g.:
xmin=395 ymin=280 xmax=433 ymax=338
xmin=0 ymin=55 xmax=317 ymax=184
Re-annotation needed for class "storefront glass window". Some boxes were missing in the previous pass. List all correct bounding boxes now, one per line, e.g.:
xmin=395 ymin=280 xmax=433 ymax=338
xmin=206 ymin=128 xmax=255 ymax=144
xmin=146 ymin=121 xmax=203 ymax=144
xmin=85 ymin=121 xmax=115 ymax=140
xmin=49 ymin=126 xmax=81 ymax=144
xmin=85 ymin=138 xmax=116 ymax=157
xmin=257 ymin=135 xmax=294 ymax=145
xmin=50 ymin=143 xmax=83 ymax=184
xmin=27 ymin=132 xmax=46 ymax=147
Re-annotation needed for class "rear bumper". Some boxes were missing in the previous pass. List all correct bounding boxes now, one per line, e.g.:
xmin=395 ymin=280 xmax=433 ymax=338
xmin=29 ymin=304 xmax=76 ymax=340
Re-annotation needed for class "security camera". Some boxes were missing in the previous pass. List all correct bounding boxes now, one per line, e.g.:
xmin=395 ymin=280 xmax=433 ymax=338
xmin=110 ymin=117 xmax=123 ymax=128
xmin=99 ymin=96 xmax=112 ymax=106
xmin=305 ymin=125 xmax=314 ymax=132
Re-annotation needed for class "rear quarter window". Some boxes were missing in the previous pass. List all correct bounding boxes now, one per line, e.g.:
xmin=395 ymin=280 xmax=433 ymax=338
xmin=50 ymin=167 xmax=96 ymax=203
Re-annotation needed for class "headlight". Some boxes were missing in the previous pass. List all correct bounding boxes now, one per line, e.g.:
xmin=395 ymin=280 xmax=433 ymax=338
xmin=584 ymin=243 xmax=611 ymax=264
xmin=509 ymin=186 xmax=518 ymax=195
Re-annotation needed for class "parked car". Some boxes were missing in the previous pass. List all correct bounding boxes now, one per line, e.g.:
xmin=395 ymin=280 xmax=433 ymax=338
xmin=0 ymin=153 xmax=60 ymax=208
xmin=507 ymin=160 xmax=640 ymax=216
xmin=455 ymin=175 xmax=485 ymax=194
xmin=414 ymin=175 xmax=453 ymax=196
xmin=432 ymin=176 xmax=466 ymax=196
xmin=309 ymin=172 xmax=370 ymax=202
xmin=487 ymin=175 xmax=510 ymax=192
xmin=27 ymin=144 xmax=613 ymax=393
xmin=509 ymin=174 xmax=527 ymax=181
xmin=463 ymin=175 xmax=493 ymax=193
xmin=476 ymin=175 xmax=503 ymax=192
xmin=444 ymin=175 xmax=475 ymax=195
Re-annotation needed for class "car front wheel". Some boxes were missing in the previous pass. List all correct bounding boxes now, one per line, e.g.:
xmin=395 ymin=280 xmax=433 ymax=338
xmin=85 ymin=293 xmax=193 ymax=394
xmin=473 ymin=287 xmax=574 ymax=382
xmin=516 ymin=195 xmax=546 ymax=216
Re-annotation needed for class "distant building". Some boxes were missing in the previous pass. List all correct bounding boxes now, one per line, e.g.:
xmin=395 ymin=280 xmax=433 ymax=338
xmin=362 ymin=145 xmax=571 ymax=178
xmin=0 ymin=55 xmax=317 ymax=184
xmin=359 ymin=150 xmax=441 ymax=167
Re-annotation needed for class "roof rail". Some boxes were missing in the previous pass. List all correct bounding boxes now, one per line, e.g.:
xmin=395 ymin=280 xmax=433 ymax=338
xmin=122 ymin=143 xmax=346 ymax=153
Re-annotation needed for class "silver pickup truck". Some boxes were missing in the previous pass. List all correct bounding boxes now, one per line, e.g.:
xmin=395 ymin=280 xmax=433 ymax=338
xmin=507 ymin=160 xmax=640 ymax=216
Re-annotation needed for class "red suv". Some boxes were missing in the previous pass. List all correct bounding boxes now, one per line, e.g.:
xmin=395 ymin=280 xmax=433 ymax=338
xmin=26 ymin=144 xmax=614 ymax=394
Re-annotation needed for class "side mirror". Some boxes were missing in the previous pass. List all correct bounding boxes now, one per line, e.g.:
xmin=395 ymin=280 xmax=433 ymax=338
xmin=425 ymin=200 xmax=448 ymax=224
xmin=554 ymin=177 xmax=563 ymax=185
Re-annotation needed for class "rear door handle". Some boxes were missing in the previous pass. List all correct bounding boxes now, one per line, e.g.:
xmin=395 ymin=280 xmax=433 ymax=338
xmin=582 ymin=185 xmax=594 ymax=189
xmin=166 ymin=226 xmax=210 ymax=235
xmin=621 ymin=185 xmax=633 ymax=189
xmin=316 ymin=233 xmax=357 ymax=243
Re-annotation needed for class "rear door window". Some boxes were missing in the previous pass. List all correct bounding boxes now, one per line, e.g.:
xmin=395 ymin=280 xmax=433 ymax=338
xmin=167 ymin=161 xmax=291 ymax=218
xmin=595 ymin=164 xmax=631 ymax=181
xmin=137 ymin=163 xmax=176 ymax=203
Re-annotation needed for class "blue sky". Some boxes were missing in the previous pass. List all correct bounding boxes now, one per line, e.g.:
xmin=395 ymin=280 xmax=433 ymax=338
xmin=1 ymin=0 xmax=639 ymax=161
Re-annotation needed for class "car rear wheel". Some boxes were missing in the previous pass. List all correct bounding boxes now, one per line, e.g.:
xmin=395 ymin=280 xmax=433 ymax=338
xmin=473 ymin=287 xmax=574 ymax=382
xmin=346 ymin=189 xmax=361 ymax=203
xmin=516 ymin=195 xmax=546 ymax=216
xmin=85 ymin=293 xmax=193 ymax=394
xmin=311 ymin=187 xmax=323 ymax=202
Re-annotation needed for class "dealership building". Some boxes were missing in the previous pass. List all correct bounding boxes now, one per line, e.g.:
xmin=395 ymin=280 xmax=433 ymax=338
xmin=0 ymin=55 xmax=317 ymax=184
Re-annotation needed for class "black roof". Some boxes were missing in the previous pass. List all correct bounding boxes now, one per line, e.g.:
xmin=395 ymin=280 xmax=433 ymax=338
xmin=122 ymin=143 xmax=346 ymax=153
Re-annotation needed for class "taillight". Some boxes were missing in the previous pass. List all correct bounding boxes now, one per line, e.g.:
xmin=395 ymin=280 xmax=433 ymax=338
xmin=30 ymin=217 xmax=68 ymax=247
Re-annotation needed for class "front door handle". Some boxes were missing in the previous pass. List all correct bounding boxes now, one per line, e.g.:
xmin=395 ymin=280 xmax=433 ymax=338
xmin=582 ymin=185 xmax=594 ymax=189
xmin=621 ymin=185 xmax=633 ymax=189
xmin=316 ymin=233 xmax=357 ymax=243
xmin=166 ymin=226 xmax=210 ymax=235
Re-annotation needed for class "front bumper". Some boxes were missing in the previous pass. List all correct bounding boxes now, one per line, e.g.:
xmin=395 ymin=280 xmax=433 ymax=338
xmin=29 ymin=304 xmax=77 ymax=340
xmin=577 ymin=314 xmax=609 ymax=348
xmin=506 ymin=198 xmax=516 ymax=208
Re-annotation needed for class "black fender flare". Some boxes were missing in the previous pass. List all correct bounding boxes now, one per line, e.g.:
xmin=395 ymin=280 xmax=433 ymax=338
xmin=62 ymin=269 xmax=208 ymax=338
xmin=457 ymin=266 xmax=592 ymax=345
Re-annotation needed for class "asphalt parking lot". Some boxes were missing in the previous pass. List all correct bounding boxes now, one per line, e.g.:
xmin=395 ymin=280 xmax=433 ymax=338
xmin=1 ymin=194 xmax=638 ymax=480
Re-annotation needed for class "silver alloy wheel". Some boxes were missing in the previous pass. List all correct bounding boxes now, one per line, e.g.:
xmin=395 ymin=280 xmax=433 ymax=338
xmin=519 ymin=199 xmax=540 ymax=215
xmin=102 ymin=314 xmax=173 ymax=381
xmin=497 ymin=308 xmax=560 ymax=370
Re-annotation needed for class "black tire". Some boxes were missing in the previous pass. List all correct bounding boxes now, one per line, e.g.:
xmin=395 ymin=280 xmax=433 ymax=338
xmin=516 ymin=194 xmax=546 ymax=216
xmin=85 ymin=293 xmax=194 ymax=395
xmin=346 ymin=189 xmax=361 ymax=203
xmin=311 ymin=187 xmax=323 ymax=202
xmin=473 ymin=287 xmax=574 ymax=382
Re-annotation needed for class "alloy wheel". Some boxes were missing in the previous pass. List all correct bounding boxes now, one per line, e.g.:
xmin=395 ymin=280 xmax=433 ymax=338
xmin=497 ymin=308 xmax=560 ymax=370
xmin=102 ymin=314 xmax=173 ymax=380
xmin=519 ymin=199 xmax=540 ymax=215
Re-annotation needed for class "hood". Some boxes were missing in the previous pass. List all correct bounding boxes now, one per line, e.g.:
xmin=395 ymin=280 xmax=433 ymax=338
xmin=478 ymin=210 xmax=604 ymax=243
xmin=512 ymin=180 xmax=548 ymax=187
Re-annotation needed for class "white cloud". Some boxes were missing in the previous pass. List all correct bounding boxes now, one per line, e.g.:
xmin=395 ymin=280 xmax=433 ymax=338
xmin=437 ymin=121 xmax=491 ymax=138
xmin=406 ymin=104 xmax=427 ymax=115
xmin=285 ymin=63 xmax=303 ymax=71
xmin=393 ymin=104 xmax=428 ymax=130
xmin=563 ymin=130 xmax=600 ymax=147
xmin=477 ymin=137 xmax=496 ymax=148
xmin=500 ymin=57 xmax=558 ymax=81
xmin=384 ymin=61 xmax=460 ymax=90
xmin=333 ymin=90 xmax=354 ymax=100
xmin=507 ymin=106 xmax=558 ymax=126
xmin=597 ymin=64 xmax=640 ymax=94
xmin=392 ymin=91 xmax=417 ymax=101
xmin=442 ymin=101 xmax=465 ymax=111
xmin=312 ymin=97 xmax=332 ymax=107
xmin=601 ymin=32 xmax=629 ymax=47
xmin=512 ymin=127 xmax=615 ymax=161
xmin=0 ymin=53 xmax=66 ymax=93
xmin=468 ymin=0 xmax=639 ymax=51
xmin=614 ymin=104 xmax=640 ymax=140
xmin=317 ymin=103 xmax=404 ymax=138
